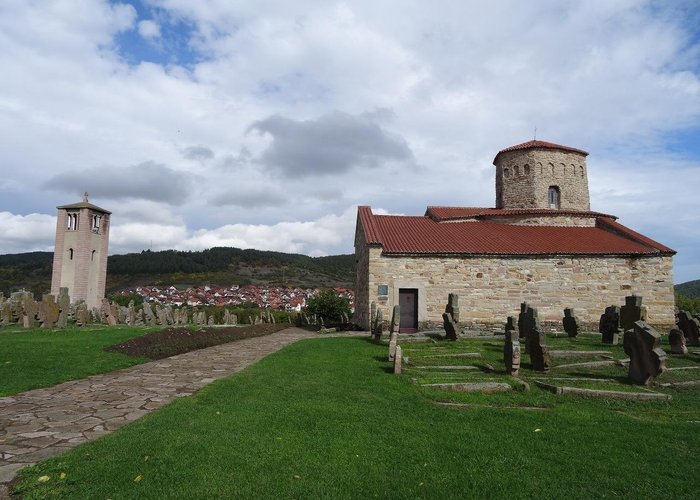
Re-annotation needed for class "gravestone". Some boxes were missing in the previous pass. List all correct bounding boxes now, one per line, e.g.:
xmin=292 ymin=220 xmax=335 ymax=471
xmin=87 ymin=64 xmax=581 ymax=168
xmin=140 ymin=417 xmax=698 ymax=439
xmin=22 ymin=295 xmax=39 ymax=328
xmin=524 ymin=306 xmax=549 ymax=372
xmin=503 ymin=326 xmax=520 ymax=376
xmin=599 ymin=306 xmax=622 ymax=345
xmin=562 ymin=308 xmax=579 ymax=338
xmin=677 ymin=311 xmax=700 ymax=347
xmin=518 ymin=302 xmax=528 ymax=340
xmin=620 ymin=295 xmax=646 ymax=332
xmin=390 ymin=305 xmax=400 ymax=335
xmin=74 ymin=301 xmax=90 ymax=326
xmin=668 ymin=328 xmax=688 ymax=355
xmin=505 ymin=316 xmax=516 ymax=336
xmin=370 ymin=301 xmax=377 ymax=326
xmin=100 ymin=298 xmax=118 ymax=326
xmin=372 ymin=308 xmax=384 ymax=341
xmin=393 ymin=345 xmax=403 ymax=375
xmin=38 ymin=294 xmax=60 ymax=328
xmin=56 ymin=288 xmax=70 ymax=327
xmin=389 ymin=332 xmax=398 ymax=361
xmin=143 ymin=302 xmax=157 ymax=326
xmin=445 ymin=293 xmax=460 ymax=323
xmin=208 ymin=314 xmax=215 ymax=326
xmin=623 ymin=321 xmax=667 ymax=385
xmin=442 ymin=312 xmax=458 ymax=341
xmin=126 ymin=301 xmax=136 ymax=325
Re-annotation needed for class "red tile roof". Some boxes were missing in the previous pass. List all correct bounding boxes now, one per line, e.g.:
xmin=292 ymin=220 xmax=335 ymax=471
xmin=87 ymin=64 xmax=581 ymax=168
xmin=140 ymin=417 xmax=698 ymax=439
xmin=357 ymin=207 xmax=674 ymax=256
xmin=493 ymin=140 xmax=588 ymax=164
xmin=425 ymin=206 xmax=615 ymax=221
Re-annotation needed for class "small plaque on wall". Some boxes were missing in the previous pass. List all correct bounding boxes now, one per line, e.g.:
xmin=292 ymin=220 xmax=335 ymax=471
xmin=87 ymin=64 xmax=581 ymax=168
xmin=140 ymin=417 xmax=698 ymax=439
xmin=377 ymin=284 xmax=389 ymax=297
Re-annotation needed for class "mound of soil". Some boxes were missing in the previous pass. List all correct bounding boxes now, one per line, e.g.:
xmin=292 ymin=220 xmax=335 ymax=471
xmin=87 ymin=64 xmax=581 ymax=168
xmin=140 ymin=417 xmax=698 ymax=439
xmin=105 ymin=323 xmax=291 ymax=360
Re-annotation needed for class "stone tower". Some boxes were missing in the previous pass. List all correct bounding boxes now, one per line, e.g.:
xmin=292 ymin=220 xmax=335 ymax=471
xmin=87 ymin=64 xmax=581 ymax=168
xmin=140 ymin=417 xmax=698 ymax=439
xmin=50 ymin=193 xmax=111 ymax=309
xmin=493 ymin=140 xmax=590 ymax=211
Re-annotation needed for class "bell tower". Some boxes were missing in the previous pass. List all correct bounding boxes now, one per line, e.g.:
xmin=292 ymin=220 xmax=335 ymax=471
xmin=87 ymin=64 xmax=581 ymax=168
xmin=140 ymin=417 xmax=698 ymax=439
xmin=50 ymin=193 xmax=111 ymax=309
xmin=493 ymin=140 xmax=590 ymax=211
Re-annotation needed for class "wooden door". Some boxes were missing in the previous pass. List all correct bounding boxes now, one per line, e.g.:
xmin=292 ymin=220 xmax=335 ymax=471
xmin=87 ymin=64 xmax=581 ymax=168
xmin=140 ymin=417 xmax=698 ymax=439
xmin=399 ymin=289 xmax=418 ymax=333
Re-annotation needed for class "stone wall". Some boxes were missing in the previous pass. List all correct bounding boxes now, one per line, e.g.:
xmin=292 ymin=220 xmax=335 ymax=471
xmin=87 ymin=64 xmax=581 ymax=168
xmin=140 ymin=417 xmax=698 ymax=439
xmin=357 ymin=250 xmax=675 ymax=330
xmin=480 ymin=214 xmax=597 ymax=227
xmin=495 ymin=148 xmax=590 ymax=211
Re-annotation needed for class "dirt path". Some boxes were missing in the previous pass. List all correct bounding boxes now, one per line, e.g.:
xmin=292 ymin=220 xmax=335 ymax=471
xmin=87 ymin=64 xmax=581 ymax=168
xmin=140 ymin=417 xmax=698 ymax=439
xmin=0 ymin=327 xmax=318 ymax=497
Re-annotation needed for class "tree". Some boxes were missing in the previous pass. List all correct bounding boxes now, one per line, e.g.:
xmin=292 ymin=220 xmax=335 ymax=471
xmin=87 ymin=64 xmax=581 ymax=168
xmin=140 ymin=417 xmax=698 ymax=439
xmin=304 ymin=289 xmax=351 ymax=322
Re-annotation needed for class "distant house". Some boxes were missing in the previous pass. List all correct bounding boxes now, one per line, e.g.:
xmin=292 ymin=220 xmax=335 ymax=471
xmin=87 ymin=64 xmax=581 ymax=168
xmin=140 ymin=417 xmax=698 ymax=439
xmin=354 ymin=140 xmax=675 ymax=332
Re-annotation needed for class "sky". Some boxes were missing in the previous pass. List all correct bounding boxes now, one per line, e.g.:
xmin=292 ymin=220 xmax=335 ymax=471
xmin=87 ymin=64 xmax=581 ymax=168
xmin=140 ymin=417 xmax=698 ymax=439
xmin=0 ymin=0 xmax=699 ymax=283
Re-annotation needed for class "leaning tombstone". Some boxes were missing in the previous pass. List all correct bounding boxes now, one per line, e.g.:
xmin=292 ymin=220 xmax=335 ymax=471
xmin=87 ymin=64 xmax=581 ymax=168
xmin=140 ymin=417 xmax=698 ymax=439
xmin=442 ymin=312 xmax=458 ymax=341
xmin=504 ymin=318 xmax=520 ymax=376
xmin=668 ymin=328 xmax=688 ymax=355
xmin=393 ymin=345 xmax=403 ymax=375
xmin=390 ymin=305 xmax=400 ymax=335
xmin=677 ymin=311 xmax=700 ymax=347
xmin=22 ymin=296 xmax=39 ymax=328
xmin=620 ymin=295 xmax=645 ymax=332
xmin=389 ymin=334 xmax=398 ymax=361
xmin=623 ymin=321 xmax=667 ymax=385
xmin=74 ymin=301 xmax=90 ymax=326
xmin=562 ymin=308 xmax=579 ymax=338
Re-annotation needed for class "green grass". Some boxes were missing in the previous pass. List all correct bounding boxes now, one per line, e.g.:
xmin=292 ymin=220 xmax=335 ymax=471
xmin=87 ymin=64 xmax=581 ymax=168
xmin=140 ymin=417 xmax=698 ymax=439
xmin=14 ymin=337 xmax=700 ymax=499
xmin=0 ymin=326 xmax=151 ymax=396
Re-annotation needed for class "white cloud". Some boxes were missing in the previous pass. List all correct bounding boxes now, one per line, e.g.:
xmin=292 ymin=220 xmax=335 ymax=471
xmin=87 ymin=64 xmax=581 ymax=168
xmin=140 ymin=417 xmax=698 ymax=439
xmin=138 ymin=19 xmax=161 ymax=40
xmin=0 ymin=212 xmax=56 ymax=253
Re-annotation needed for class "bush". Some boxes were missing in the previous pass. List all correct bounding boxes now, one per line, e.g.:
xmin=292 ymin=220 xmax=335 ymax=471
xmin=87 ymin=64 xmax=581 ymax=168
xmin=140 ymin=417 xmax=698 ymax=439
xmin=675 ymin=292 xmax=700 ymax=315
xmin=304 ymin=289 xmax=351 ymax=323
xmin=109 ymin=293 xmax=144 ymax=307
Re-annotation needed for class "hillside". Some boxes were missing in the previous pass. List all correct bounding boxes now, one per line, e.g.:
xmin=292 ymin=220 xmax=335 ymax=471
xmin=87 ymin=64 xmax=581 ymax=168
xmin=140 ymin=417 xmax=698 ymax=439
xmin=675 ymin=279 xmax=700 ymax=298
xmin=0 ymin=248 xmax=355 ymax=298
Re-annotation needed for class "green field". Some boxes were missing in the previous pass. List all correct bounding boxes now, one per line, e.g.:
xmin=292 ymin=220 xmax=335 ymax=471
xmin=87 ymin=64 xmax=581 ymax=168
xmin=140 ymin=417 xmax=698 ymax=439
xmin=0 ymin=326 xmax=150 ymax=396
xmin=13 ymin=335 xmax=700 ymax=499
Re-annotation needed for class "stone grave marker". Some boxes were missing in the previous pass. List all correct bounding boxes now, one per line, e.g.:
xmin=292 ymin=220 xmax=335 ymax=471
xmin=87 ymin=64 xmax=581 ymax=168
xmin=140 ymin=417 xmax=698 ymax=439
xmin=562 ymin=308 xmax=579 ymax=338
xmin=668 ymin=328 xmax=688 ymax=355
xmin=445 ymin=293 xmax=460 ymax=323
xmin=503 ymin=324 xmax=520 ymax=376
xmin=620 ymin=295 xmax=646 ymax=332
xmin=518 ymin=302 xmax=529 ymax=340
xmin=677 ymin=311 xmax=700 ymax=347
xmin=390 ymin=305 xmax=400 ymax=335
xmin=74 ymin=301 xmax=90 ymax=326
xmin=623 ymin=321 xmax=667 ymax=385
xmin=524 ymin=306 xmax=549 ymax=372
xmin=57 ymin=287 xmax=70 ymax=327
xmin=393 ymin=345 xmax=403 ymax=374
xmin=372 ymin=308 xmax=384 ymax=341
xmin=38 ymin=294 xmax=59 ymax=328
xmin=599 ymin=305 xmax=622 ymax=345
xmin=22 ymin=295 xmax=39 ymax=328
xmin=389 ymin=332 xmax=398 ymax=361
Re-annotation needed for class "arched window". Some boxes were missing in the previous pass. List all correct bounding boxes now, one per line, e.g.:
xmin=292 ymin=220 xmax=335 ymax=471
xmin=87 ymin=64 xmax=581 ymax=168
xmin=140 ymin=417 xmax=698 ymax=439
xmin=67 ymin=212 xmax=78 ymax=231
xmin=69 ymin=248 xmax=74 ymax=260
xmin=91 ymin=215 xmax=101 ymax=233
xmin=548 ymin=186 xmax=560 ymax=209
xmin=503 ymin=167 xmax=510 ymax=178
xmin=91 ymin=250 xmax=96 ymax=261
xmin=579 ymin=165 xmax=585 ymax=177
xmin=524 ymin=164 xmax=530 ymax=175
xmin=514 ymin=165 xmax=520 ymax=176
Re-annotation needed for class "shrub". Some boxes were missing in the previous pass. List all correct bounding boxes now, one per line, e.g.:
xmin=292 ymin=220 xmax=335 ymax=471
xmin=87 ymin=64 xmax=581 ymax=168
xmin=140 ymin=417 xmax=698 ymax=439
xmin=304 ymin=289 xmax=351 ymax=323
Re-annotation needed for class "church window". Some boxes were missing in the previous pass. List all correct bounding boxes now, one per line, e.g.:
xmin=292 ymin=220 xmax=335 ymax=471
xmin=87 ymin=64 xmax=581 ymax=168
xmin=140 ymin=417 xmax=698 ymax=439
xmin=92 ymin=214 xmax=101 ymax=233
xmin=548 ymin=186 xmax=561 ymax=209
xmin=91 ymin=250 xmax=96 ymax=261
xmin=503 ymin=168 xmax=510 ymax=178
xmin=67 ymin=212 xmax=78 ymax=230
xmin=579 ymin=165 xmax=585 ymax=177
xmin=524 ymin=164 xmax=530 ymax=175
xmin=514 ymin=165 xmax=520 ymax=176
xmin=69 ymin=248 xmax=74 ymax=260
xmin=549 ymin=163 xmax=555 ymax=175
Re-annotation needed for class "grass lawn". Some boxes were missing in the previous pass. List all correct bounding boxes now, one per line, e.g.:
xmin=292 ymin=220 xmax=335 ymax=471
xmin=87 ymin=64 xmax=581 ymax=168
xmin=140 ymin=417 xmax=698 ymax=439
xmin=0 ymin=326 xmax=151 ymax=396
xmin=13 ymin=335 xmax=700 ymax=499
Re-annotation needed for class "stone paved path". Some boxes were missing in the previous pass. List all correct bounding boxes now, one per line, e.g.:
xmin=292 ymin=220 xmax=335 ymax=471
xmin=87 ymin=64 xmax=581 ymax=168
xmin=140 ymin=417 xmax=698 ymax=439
xmin=0 ymin=327 xmax=318 ymax=497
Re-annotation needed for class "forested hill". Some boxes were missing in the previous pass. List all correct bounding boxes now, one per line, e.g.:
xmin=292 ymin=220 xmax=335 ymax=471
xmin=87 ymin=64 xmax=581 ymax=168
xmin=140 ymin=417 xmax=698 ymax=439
xmin=675 ymin=279 xmax=700 ymax=298
xmin=0 ymin=248 xmax=355 ymax=298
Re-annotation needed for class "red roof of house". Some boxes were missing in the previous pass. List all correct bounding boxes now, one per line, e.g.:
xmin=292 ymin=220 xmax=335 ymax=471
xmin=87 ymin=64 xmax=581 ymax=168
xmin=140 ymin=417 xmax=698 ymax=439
xmin=425 ymin=206 xmax=615 ymax=221
xmin=357 ymin=206 xmax=674 ymax=256
xmin=493 ymin=140 xmax=588 ymax=164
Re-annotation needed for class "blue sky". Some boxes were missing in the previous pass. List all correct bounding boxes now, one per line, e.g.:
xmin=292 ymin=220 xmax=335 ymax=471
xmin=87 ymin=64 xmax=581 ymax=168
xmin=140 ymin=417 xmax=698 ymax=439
xmin=0 ymin=0 xmax=698 ymax=283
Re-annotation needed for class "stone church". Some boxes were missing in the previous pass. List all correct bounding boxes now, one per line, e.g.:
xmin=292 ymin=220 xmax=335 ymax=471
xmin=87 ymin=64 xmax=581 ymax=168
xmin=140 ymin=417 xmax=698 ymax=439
xmin=354 ymin=140 xmax=675 ymax=332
